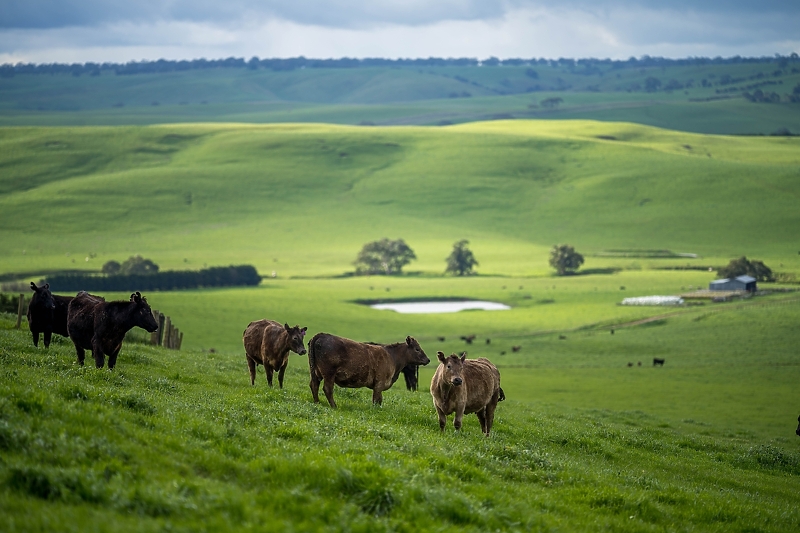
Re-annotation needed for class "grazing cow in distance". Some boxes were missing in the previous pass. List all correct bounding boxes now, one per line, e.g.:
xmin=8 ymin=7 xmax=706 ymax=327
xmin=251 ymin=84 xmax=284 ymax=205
xmin=558 ymin=335 xmax=567 ymax=340
xmin=460 ymin=334 xmax=476 ymax=344
xmin=243 ymin=320 xmax=307 ymax=388
xmin=653 ymin=358 xmax=665 ymax=367
xmin=401 ymin=364 xmax=419 ymax=391
xmin=437 ymin=336 xmax=446 ymax=342
xmin=512 ymin=345 xmax=521 ymax=352
xmin=430 ymin=351 xmax=505 ymax=436
xmin=27 ymin=282 xmax=72 ymax=348
xmin=308 ymin=333 xmax=430 ymax=407
xmin=485 ymin=338 xmax=491 ymax=345
xmin=67 ymin=291 xmax=158 ymax=369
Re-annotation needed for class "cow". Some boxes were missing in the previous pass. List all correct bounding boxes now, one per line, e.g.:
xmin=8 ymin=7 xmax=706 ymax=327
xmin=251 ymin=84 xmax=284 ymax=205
xmin=460 ymin=335 xmax=476 ymax=344
xmin=400 ymin=364 xmax=419 ymax=391
xmin=307 ymin=333 xmax=430 ymax=408
xmin=67 ymin=291 xmax=158 ymax=369
xmin=431 ymin=352 xmax=505 ymax=436
xmin=243 ymin=320 xmax=307 ymax=388
xmin=512 ymin=345 xmax=521 ymax=352
xmin=26 ymin=282 xmax=72 ymax=348
xmin=653 ymin=358 xmax=665 ymax=367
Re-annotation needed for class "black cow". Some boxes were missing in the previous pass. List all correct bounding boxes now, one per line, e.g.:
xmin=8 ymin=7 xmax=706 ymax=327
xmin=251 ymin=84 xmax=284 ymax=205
xmin=67 ymin=291 xmax=158 ymax=369
xmin=27 ymin=282 xmax=71 ymax=348
xmin=653 ymin=358 xmax=665 ymax=367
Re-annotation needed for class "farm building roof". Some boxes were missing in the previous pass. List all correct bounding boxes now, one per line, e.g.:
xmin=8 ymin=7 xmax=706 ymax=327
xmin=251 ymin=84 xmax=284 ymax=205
xmin=735 ymin=275 xmax=756 ymax=283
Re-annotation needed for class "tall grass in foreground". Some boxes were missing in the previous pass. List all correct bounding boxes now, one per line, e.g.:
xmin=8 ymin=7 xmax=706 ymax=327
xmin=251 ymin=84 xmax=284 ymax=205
xmin=1 ymin=315 xmax=798 ymax=532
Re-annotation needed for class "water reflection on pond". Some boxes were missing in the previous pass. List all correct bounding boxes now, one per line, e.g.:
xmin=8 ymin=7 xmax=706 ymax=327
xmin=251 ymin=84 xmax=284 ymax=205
xmin=369 ymin=301 xmax=510 ymax=314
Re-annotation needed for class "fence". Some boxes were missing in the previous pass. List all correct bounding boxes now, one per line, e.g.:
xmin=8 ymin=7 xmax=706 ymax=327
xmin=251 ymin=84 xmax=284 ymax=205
xmin=149 ymin=309 xmax=183 ymax=350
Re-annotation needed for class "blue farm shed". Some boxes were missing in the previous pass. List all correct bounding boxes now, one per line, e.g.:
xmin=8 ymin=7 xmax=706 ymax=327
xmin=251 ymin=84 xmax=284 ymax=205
xmin=709 ymin=275 xmax=757 ymax=292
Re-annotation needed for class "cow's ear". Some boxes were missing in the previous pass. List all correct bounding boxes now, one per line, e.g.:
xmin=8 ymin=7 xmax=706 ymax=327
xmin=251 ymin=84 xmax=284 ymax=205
xmin=460 ymin=352 xmax=467 ymax=362
xmin=301 ymin=327 xmax=307 ymax=333
xmin=30 ymin=282 xmax=37 ymax=291
xmin=284 ymin=323 xmax=291 ymax=331
xmin=130 ymin=293 xmax=136 ymax=301
xmin=44 ymin=283 xmax=50 ymax=290
xmin=406 ymin=336 xmax=412 ymax=346
xmin=437 ymin=351 xmax=446 ymax=363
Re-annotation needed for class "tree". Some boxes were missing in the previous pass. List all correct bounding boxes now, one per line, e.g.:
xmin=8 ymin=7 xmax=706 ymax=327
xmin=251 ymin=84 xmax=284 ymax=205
xmin=101 ymin=260 xmax=121 ymax=275
xmin=353 ymin=238 xmax=416 ymax=275
xmin=549 ymin=244 xmax=584 ymax=276
xmin=717 ymin=256 xmax=774 ymax=282
xmin=644 ymin=76 xmax=662 ymax=92
xmin=445 ymin=240 xmax=479 ymax=276
xmin=119 ymin=255 xmax=159 ymax=276
xmin=540 ymin=97 xmax=563 ymax=109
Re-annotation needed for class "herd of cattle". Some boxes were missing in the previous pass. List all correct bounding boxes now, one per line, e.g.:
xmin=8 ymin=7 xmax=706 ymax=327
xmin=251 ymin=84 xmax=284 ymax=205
xmin=24 ymin=282 xmax=505 ymax=435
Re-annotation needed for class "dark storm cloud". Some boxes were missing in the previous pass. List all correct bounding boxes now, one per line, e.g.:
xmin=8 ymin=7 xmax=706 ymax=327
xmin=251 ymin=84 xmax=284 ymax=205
xmin=3 ymin=0 xmax=797 ymax=30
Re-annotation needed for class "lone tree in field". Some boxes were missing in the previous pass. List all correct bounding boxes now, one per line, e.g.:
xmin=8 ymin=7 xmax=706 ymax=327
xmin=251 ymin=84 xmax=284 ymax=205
xmin=445 ymin=239 xmax=479 ymax=276
xmin=354 ymin=238 xmax=416 ymax=275
xmin=549 ymin=244 xmax=584 ymax=276
xmin=717 ymin=256 xmax=774 ymax=282
xmin=101 ymin=260 xmax=121 ymax=275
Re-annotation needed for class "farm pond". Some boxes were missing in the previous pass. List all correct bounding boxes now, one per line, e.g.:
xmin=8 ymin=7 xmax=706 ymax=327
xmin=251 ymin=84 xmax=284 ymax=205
xmin=369 ymin=300 xmax=511 ymax=314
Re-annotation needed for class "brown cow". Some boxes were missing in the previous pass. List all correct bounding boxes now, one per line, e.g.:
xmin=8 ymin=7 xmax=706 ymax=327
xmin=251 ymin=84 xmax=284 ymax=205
xmin=307 ymin=333 xmax=430 ymax=407
xmin=430 ymin=351 xmax=504 ymax=436
xmin=67 ymin=291 xmax=158 ymax=369
xmin=27 ymin=282 xmax=72 ymax=348
xmin=243 ymin=320 xmax=307 ymax=388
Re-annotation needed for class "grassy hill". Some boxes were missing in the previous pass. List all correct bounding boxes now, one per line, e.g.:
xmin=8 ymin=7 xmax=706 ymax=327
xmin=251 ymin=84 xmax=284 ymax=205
xmin=1 ymin=309 xmax=799 ymax=532
xmin=2 ymin=61 xmax=800 ymax=134
xmin=2 ymin=117 xmax=800 ymax=530
xmin=0 ymin=120 xmax=798 ymax=279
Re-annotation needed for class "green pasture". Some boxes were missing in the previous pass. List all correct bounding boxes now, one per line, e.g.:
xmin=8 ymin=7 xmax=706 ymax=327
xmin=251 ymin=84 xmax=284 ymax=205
xmin=1 ymin=298 xmax=799 ymax=531
xmin=2 ymin=61 xmax=800 ymax=134
xmin=1 ymin=120 xmax=799 ymax=280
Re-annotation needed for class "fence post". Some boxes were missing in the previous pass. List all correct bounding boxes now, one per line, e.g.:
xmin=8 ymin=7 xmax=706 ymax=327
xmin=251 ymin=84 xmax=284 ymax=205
xmin=164 ymin=317 xmax=172 ymax=349
xmin=157 ymin=313 xmax=165 ymax=346
xmin=15 ymin=294 xmax=25 ymax=329
xmin=177 ymin=331 xmax=183 ymax=351
xmin=150 ymin=309 xmax=160 ymax=345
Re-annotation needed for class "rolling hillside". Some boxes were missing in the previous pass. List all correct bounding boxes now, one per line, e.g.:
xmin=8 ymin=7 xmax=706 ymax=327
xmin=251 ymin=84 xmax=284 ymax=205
xmin=0 ymin=120 xmax=798 ymax=280
xmin=2 ymin=59 xmax=800 ymax=134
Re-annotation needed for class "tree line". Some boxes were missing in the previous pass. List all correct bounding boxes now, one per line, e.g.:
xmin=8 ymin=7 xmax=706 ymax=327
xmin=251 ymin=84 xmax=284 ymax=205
xmin=44 ymin=264 xmax=261 ymax=292
xmin=3 ymin=54 xmax=797 ymax=78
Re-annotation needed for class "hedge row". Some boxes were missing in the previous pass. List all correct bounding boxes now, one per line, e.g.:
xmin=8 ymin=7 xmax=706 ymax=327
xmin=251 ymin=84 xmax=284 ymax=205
xmin=45 ymin=265 xmax=261 ymax=292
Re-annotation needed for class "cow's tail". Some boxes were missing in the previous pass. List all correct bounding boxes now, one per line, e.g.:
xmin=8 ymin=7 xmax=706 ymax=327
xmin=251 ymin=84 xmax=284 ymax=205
xmin=498 ymin=386 xmax=506 ymax=402
xmin=308 ymin=332 xmax=323 ymax=379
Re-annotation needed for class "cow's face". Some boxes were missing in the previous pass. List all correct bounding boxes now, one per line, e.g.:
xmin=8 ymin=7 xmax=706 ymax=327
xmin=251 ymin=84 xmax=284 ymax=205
xmin=284 ymin=324 xmax=307 ymax=355
xmin=437 ymin=351 xmax=466 ymax=386
xmin=130 ymin=292 xmax=159 ymax=333
xmin=405 ymin=336 xmax=430 ymax=366
xmin=30 ymin=282 xmax=55 ymax=310
xmin=796 ymin=415 xmax=800 ymax=437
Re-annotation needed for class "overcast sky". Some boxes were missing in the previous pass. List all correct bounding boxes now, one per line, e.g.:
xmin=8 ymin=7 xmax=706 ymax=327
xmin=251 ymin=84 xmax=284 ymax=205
xmin=1 ymin=1 xmax=798 ymax=64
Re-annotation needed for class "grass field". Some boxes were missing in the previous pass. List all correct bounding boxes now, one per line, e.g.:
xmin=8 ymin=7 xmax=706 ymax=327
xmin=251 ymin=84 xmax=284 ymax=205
xmin=1 ymin=117 xmax=799 ymax=530
xmin=2 ymin=61 xmax=800 ymax=134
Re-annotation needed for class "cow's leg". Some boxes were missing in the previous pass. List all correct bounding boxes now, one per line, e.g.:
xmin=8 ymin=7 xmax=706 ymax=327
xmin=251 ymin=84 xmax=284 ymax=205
xmin=322 ymin=375 xmax=337 ymax=408
xmin=484 ymin=397 xmax=498 ymax=436
xmin=454 ymin=403 xmax=466 ymax=431
xmin=278 ymin=360 xmax=288 ymax=389
xmin=265 ymin=366 xmax=274 ymax=388
xmin=372 ymin=388 xmax=383 ymax=406
xmin=43 ymin=327 xmax=53 ymax=349
xmin=74 ymin=343 xmax=85 ymax=366
xmin=92 ymin=338 xmax=105 ymax=368
xmin=32 ymin=330 xmax=40 ymax=347
xmin=107 ymin=343 xmax=123 ymax=370
xmin=246 ymin=356 xmax=257 ymax=385
xmin=309 ymin=372 xmax=321 ymax=403
xmin=476 ymin=408 xmax=487 ymax=434
xmin=435 ymin=405 xmax=447 ymax=431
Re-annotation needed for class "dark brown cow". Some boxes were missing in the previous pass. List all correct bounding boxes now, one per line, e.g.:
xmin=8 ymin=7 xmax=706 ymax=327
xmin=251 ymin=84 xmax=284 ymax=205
xmin=308 ymin=333 xmax=430 ymax=407
xmin=400 ymin=364 xmax=419 ymax=391
xmin=653 ymin=358 xmax=665 ymax=367
xmin=26 ymin=282 xmax=72 ymax=348
xmin=430 ymin=351 xmax=505 ymax=436
xmin=243 ymin=320 xmax=307 ymax=388
xmin=67 ymin=291 xmax=158 ymax=369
